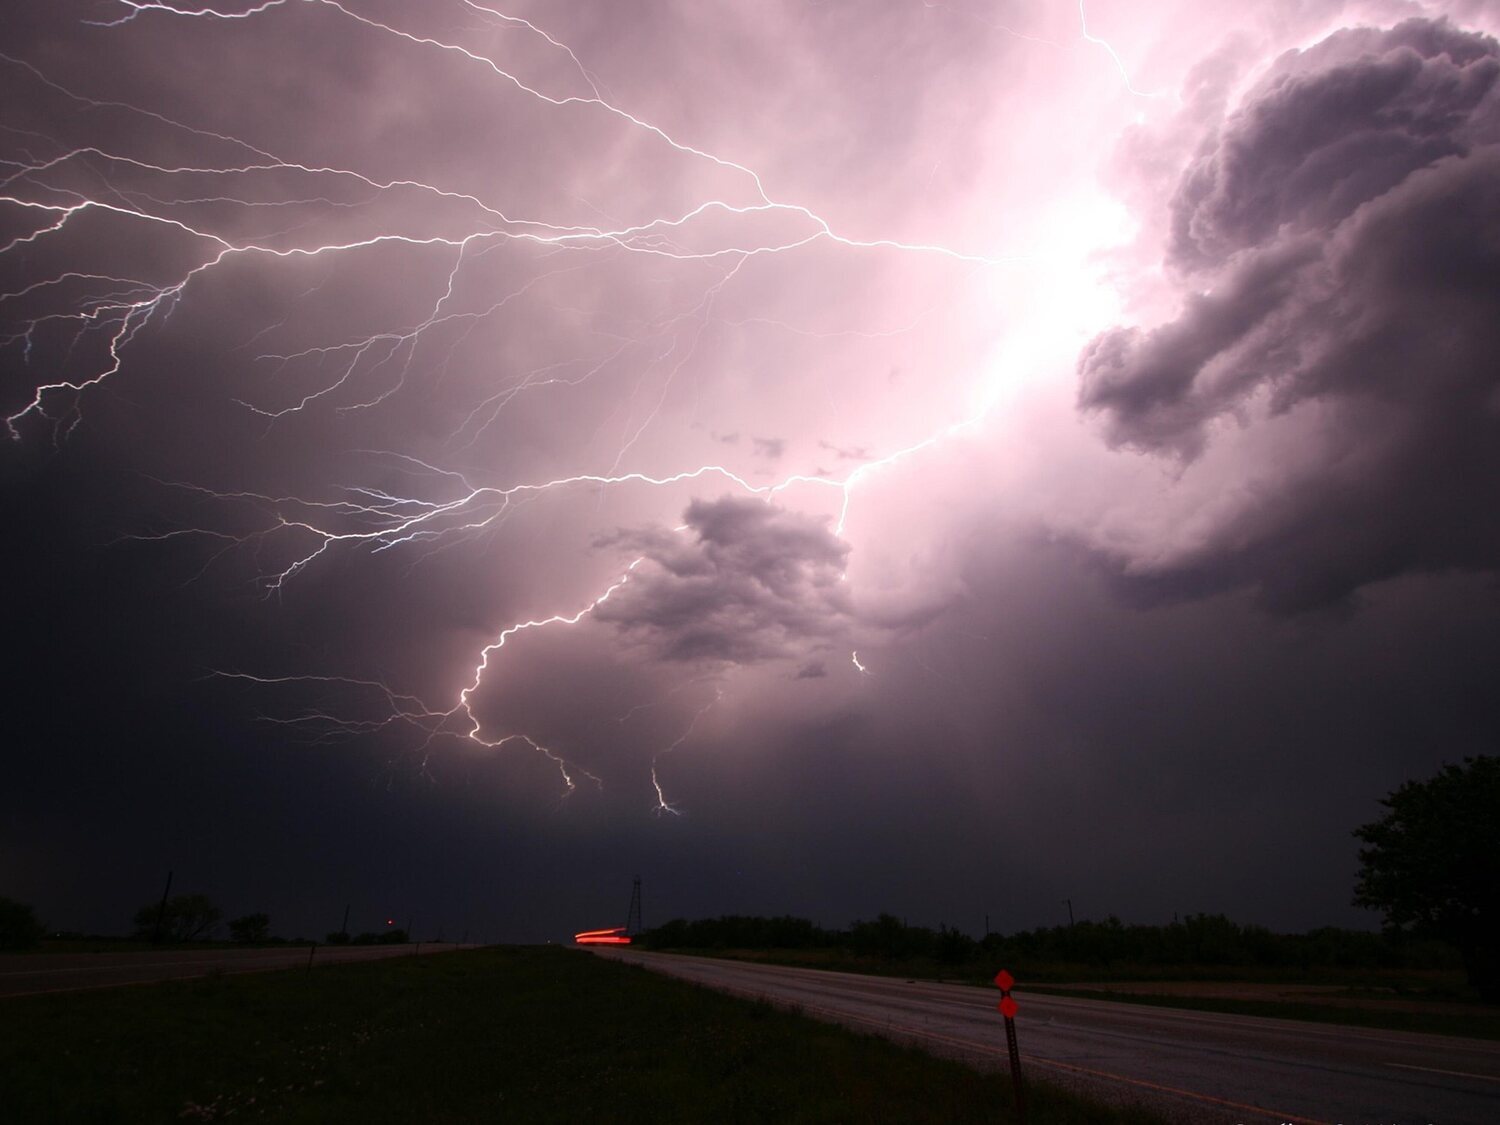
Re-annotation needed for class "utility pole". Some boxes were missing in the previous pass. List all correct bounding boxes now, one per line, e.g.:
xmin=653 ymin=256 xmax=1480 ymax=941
xmin=151 ymin=870 xmax=174 ymax=944
xmin=340 ymin=904 xmax=350 ymax=937
xmin=625 ymin=876 xmax=643 ymax=936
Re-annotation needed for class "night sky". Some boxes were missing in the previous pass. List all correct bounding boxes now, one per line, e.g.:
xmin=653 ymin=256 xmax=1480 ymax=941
xmin=3 ymin=0 xmax=1498 ymax=945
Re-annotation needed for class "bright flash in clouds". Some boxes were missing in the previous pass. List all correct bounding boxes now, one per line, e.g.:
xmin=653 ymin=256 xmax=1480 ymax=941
xmin=6 ymin=0 xmax=1493 ymax=818
xmin=0 ymin=0 xmax=1227 ymax=803
xmin=973 ymin=190 xmax=1136 ymax=417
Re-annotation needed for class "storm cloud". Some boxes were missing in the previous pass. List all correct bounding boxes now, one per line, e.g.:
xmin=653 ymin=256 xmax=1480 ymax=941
xmin=1078 ymin=19 xmax=1500 ymax=610
xmin=595 ymin=496 xmax=852 ymax=663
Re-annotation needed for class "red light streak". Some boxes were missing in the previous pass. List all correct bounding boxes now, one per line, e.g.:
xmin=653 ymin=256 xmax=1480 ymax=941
xmin=573 ymin=926 xmax=631 ymax=944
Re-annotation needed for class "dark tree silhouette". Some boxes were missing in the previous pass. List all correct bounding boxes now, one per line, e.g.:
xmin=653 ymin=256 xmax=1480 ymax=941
xmin=131 ymin=893 xmax=222 ymax=942
xmin=228 ymin=913 xmax=271 ymax=943
xmin=1354 ymin=755 xmax=1500 ymax=1001
xmin=0 ymin=896 xmax=44 ymax=949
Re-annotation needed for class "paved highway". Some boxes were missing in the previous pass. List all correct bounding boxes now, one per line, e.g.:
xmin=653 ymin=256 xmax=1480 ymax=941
xmin=0 ymin=943 xmax=476 ymax=997
xmin=597 ymin=949 xmax=1500 ymax=1124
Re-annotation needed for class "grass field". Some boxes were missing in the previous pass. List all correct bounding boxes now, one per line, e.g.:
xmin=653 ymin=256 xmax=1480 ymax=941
xmin=653 ymin=947 xmax=1500 ymax=1040
xmin=1 ymin=946 xmax=1166 ymax=1124
xmin=1021 ymin=985 xmax=1500 ymax=1040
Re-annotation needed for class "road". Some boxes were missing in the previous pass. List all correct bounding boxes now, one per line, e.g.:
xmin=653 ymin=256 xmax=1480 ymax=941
xmin=0 ymin=943 xmax=476 ymax=997
xmin=596 ymin=949 xmax=1500 ymax=1124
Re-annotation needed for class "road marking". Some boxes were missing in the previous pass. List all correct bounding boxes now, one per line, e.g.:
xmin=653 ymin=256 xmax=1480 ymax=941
xmin=2 ymin=981 xmax=174 ymax=998
xmin=1386 ymin=1061 xmax=1500 ymax=1083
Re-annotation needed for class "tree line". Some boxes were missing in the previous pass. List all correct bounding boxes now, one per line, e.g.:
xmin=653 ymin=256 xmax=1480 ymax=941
xmin=641 ymin=755 xmax=1498 ymax=999
xmin=640 ymin=911 xmax=1460 ymax=972
xmin=128 ymin=896 xmax=409 ymax=945
xmin=0 ymin=893 xmax=409 ymax=948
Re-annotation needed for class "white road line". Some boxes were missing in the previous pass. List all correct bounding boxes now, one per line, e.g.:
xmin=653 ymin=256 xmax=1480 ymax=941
xmin=1386 ymin=1062 xmax=1500 ymax=1083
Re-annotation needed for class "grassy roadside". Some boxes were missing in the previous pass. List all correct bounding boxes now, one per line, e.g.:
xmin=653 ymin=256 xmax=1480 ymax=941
xmin=1 ymin=946 xmax=1164 ymax=1124
xmin=650 ymin=947 xmax=1500 ymax=1040
xmin=1021 ymin=985 xmax=1500 ymax=1040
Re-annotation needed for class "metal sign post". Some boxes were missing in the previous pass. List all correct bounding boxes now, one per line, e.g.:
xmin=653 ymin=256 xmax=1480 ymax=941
xmin=994 ymin=969 xmax=1026 ymax=1123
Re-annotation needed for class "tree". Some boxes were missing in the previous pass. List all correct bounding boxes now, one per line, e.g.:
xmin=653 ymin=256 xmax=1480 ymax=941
xmin=1353 ymin=755 xmax=1500 ymax=1001
xmin=131 ymin=893 xmax=222 ymax=942
xmin=0 ymin=896 xmax=44 ymax=949
xmin=228 ymin=913 xmax=271 ymax=943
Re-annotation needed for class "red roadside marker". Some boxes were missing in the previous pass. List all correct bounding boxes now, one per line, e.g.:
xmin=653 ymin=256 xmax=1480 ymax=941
xmin=994 ymin=968 xmax=1026 ymax=1123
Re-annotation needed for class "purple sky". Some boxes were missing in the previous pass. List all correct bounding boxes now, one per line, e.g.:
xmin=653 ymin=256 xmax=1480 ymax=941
xmin=3 ymin=0 xmax=1499 ymax=942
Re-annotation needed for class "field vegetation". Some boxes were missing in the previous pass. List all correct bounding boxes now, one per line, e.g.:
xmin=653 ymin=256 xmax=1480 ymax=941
xmin=1 ymin=945 xmax=1164 ymax=1124
xmin=641 ymin=913 xmax=1499 ymax=1039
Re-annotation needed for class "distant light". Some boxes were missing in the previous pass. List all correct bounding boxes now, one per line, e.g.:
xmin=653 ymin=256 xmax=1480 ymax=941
xmin=386 ymin=918 xmax=394 ymax=925
xmin=574 ymin=925 xmax=632 ymax=945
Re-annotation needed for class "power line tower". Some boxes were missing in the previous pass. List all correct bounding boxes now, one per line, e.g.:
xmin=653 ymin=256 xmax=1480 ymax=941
xmin=625 ymin=875 xmax=643 ymax=936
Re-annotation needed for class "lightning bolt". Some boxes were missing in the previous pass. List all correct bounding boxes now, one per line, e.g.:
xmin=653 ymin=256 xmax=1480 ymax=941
xmin=1077 ymin=0 xmax=1177 ymax=101
xmin=649 ymin=689 xmax=724 ymax=817
xmin=2 ymin=0 xmax=1133 ymax=806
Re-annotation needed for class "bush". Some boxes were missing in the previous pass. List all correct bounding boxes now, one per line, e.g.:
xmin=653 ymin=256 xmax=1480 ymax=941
xmin=228 ymin=913 xmax=271 ymax=943
xmin=642 ymin=910 xmax=1463 ymax=975
xmin=131 ymin=894 xmax=222 ymax=942
xmin=1355 ymin=755 xmax=1500 ymax=1000
xmin=0 ymin=897 xmax=44 ymax=950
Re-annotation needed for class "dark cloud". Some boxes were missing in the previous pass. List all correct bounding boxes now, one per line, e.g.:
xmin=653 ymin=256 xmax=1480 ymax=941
xmin=793 ymin=660 xmax=827 ymax=679
xmin=1076 ymin=236 xmax=1320 ymax=456
xmin=1168 ymin=18 xmax=1500 ymax=271
xmin=752 ymin=436 xmax=786 ymax=459
xmin=1078 ymin=19 xmax=1500 ymax=611
xmin=595 ymin=496 xmax=852 ymax=663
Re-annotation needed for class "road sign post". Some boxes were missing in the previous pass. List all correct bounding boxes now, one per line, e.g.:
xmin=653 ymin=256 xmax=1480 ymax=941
xmin=994 ymin=969 xmax=1026 ymax=1123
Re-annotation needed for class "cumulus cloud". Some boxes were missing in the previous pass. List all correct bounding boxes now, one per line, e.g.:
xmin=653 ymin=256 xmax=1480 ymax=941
xmin=1077 ymin=18 xmax=1500 ymax=610
xmin=595 ymin=496 xmax=853 ymax=663
xmin=1168 ymin=18 xmax=1499 ymax=271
